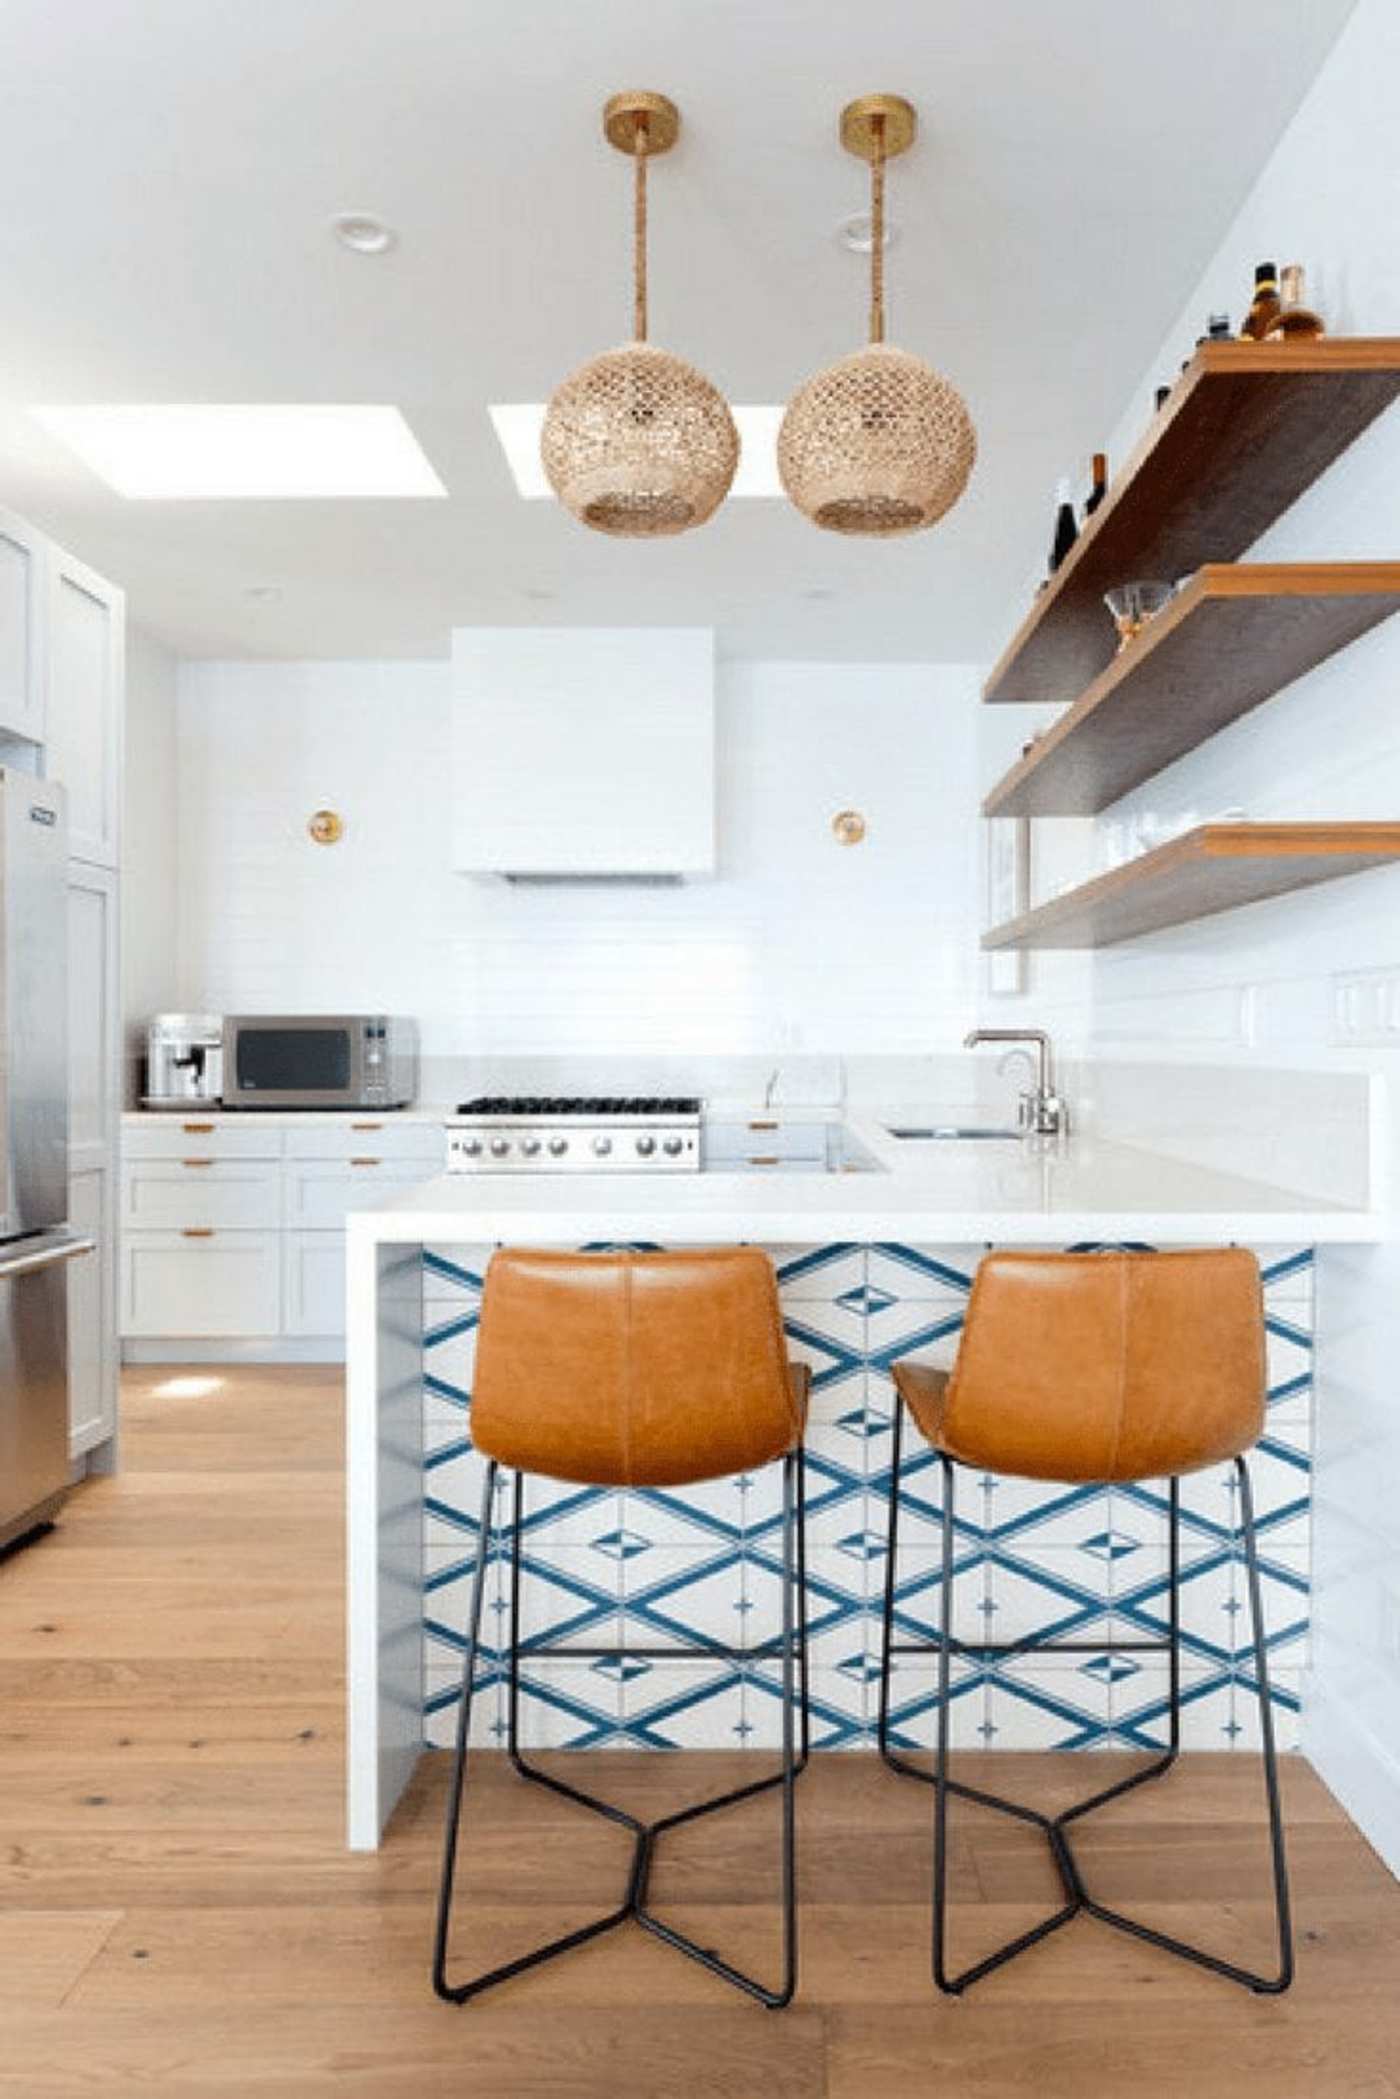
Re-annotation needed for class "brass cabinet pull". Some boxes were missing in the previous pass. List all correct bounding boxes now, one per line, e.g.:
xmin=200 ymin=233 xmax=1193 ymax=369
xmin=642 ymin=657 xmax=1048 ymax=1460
xmin=350 ymin=1122 xmax=383 ymax=1131
xmin=749 ymin=1119 xmax=779 ymax=1131
xmin=181 ymin=1227 xmax=215 ymax=1239
xmin=747 ymin=1154 xmax=781 ymax=1167
xmin=349 ymin=1157 xmax=382 ymax=1168
xmin=181 ymin=1157 xmax=215 ymax=1168
xmin=182 ymin=1122 xmax=215 ymax=1134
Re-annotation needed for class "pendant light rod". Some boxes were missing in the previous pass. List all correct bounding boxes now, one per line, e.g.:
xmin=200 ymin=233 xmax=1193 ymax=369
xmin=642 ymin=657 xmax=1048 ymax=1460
xmin=838 ymin=92 xmax=915 ymax=347
xmin=602 ymin=91 xmax=680 ymax=345
xmin=869 ymin=114 xmax=886 ymax=345
xmin=634 ymin=117 xmax=649 ymax=342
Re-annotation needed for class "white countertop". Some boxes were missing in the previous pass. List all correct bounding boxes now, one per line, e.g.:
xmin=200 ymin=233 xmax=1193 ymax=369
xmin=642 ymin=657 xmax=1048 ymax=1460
xmin=344 ymin=1109 xmax=1380 ymax=1246
xmin=122 ymin=1104 xmax=453 ymax=1127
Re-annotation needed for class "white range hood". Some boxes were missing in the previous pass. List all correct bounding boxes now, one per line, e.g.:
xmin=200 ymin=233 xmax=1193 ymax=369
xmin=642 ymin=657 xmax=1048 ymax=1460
xmin=450 ymin=627 xmax=715 ymax=880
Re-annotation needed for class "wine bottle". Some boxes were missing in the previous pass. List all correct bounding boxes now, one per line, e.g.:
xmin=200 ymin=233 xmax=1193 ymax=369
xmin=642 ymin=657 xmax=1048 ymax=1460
xmin=1048 ymin=477 xmax=1078 ymax=573
xmin=1083 ymin=453 xmax=1108 ymax=519
xmin=1265 ymin=263 xmax=1325 ymax=339
xmin=1240 ymin=262 xmax=1281 ymax=340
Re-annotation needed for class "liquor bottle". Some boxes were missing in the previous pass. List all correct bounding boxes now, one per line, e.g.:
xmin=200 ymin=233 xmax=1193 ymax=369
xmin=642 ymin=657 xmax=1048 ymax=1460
xmin=1265 ymin=263 xmax=1325 ymax=339
xmin=1154 ymin=384 xmax=1171 ymax=411
xmin=1240 ymin=262 xmax=1281 ymax=339
xmin=1083 ymin=453 xmax=1108 ymax=519
xmin=1207 ymin=312 xmax=1232 ymax=339
xmin=1048 ymin=477 xmax=1078 ymax=573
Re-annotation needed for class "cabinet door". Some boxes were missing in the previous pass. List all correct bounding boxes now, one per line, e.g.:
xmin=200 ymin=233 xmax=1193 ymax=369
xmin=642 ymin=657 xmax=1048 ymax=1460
xmin=43 ymin=546 xmax=123 ymax=867
xmin=0 ymin=507 xmax=45 ymax=742
xmin=121 ymin=1231 xmax=281 ymax=1338
xmin=285 ymin=1158 xmax=433 ymax=1230
xmin=283 ymin=1231 xmax=347 ymax=1337
xmin=68 ymin=1161 xmax=116 ymax=1454
xmin=67 ymin=862 xmax=118 ymax=1457
xmin=68 ymin=864 xmax=118 ymax=1155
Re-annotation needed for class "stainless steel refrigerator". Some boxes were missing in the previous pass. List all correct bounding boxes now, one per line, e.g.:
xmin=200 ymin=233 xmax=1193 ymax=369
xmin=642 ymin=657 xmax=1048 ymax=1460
xmin=0 ymin=769 xmax=93 ymax=1554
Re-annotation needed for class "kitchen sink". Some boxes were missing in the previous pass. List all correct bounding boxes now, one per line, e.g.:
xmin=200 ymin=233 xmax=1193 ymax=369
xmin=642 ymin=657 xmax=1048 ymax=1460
xmin=885 ymin=1125 xmax=1023 ymax=1142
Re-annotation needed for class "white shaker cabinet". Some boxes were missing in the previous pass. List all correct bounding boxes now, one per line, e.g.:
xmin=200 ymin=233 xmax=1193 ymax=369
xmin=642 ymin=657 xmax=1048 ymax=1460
xmin=0 ymin=507 xmax=46 ymax=743
xmin=43 ymin=545 xmax=124 ymax=870
xmin=121 ymin=1115 xmax=441 ymax=1356
xmin=66 ymin=843 xmax=120 ymax=1462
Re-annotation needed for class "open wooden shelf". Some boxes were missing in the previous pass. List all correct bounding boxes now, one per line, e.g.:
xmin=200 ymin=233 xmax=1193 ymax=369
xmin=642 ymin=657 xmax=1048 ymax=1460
xmin=983 ymin=339 xmax=1400 ymax=706
xmin=983 ymin=563 xmax=1400 ymax=817
xmin=981 ymin=822 xmax=1400 ymax=950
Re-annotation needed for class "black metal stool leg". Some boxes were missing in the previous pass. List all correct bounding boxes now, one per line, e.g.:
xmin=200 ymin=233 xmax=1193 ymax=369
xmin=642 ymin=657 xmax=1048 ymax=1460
xmin=634 ymin=1445 xmax=801 ymax=2006
xmin=433 ymin=1462 xmax=644 ymax=2004
xmin=891 ymin=1454 xmax=1294 ymax=1996
xmin=434 ymin=1447 xmax=805 ymax=2007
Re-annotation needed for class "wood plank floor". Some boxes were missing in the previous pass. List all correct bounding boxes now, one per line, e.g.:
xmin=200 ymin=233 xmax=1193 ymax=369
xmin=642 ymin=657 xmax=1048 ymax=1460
xmin=1 ymin=1364 xmax=1397 ymax=2097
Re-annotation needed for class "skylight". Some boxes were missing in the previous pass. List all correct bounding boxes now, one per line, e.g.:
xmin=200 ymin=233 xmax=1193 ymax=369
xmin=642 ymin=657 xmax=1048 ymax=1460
xmin=30 ymin=404 xmax=447 ymax=499
xmin=490 ymin=402 xmax=784 ymax=500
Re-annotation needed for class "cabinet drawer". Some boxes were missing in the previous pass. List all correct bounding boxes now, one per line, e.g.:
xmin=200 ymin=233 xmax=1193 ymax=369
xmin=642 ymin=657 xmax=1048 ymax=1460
xmin=703 ymin=1120 xmax=830 ymax=1168
xmin=121 ymin=1159 xmax=281 ymax=1231
xmin=124 ymin=1119 xmax=283 ymax=1161
xmin=285 ymin=1159 xmax=433 ymax=1230
xmin=283 ymin=1231 xmax=347 ymax=1338
xmin=121 ymin=1231 xmax=281 ymax=1338
xmin=283 ymin=1119 xmax=442 ymax=1163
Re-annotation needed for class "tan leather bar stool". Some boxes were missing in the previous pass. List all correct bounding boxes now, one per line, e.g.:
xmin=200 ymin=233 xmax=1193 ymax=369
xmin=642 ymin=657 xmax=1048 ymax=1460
xmin=877 ymin=1248 xmax=1293 ymax=1995
xmin=433 ymin=1247 xmax=811 ymax=2008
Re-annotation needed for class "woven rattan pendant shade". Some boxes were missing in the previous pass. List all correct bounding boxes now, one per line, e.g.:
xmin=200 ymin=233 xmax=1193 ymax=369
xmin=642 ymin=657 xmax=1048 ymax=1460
xmin=779 ymin=96 xmax=975 ymax=536
xmin=541 ymin=93 xmax=738 ymax=537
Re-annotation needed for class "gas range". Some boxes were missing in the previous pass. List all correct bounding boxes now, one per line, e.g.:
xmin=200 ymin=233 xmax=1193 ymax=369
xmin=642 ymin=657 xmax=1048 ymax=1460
xmin=445 ymin=1096 xmax=702 ymax=1173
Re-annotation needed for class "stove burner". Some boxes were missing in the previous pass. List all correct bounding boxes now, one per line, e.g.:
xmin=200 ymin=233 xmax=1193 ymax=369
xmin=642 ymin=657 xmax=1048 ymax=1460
xmin=456 ymin=1095 xmax=702 ymax=1117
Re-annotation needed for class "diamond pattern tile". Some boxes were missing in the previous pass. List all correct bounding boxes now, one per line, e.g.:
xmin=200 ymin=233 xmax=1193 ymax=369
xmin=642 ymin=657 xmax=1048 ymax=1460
xmin=421 ymin=1240 xmax=1312 ymax=1753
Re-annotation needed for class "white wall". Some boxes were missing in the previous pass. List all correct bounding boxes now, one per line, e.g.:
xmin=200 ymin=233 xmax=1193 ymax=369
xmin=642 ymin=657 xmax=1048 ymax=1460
xmin=174 ymin=656 xmax=983 ymax=1064
xmin=120 ymin=626 xmax=179 ymax=1076
xmin=981 ymin=0 xmax=1400 ymax=1866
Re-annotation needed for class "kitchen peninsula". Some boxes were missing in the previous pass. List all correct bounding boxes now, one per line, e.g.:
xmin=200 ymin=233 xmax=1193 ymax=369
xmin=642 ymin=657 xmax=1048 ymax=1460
xmin=346 ymin=1109 xmax=1376 ymax=1847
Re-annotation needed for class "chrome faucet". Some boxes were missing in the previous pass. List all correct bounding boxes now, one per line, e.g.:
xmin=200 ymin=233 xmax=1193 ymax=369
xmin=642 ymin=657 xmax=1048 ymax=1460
xmin=963 ymin=1027 xmax=1069 ymax=1138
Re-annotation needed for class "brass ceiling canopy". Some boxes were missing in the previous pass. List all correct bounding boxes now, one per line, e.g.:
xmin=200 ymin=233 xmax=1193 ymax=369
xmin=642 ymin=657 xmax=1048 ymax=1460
xmin=778 ymin=93 xmax=976 ymax=536
xmin=540 ymin=91 xmax=739 ymax=538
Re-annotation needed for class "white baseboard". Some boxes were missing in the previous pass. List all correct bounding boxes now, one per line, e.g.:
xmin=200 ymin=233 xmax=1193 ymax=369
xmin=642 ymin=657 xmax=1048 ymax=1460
xmin=1302 ymin=1687 xmax=1400 ymax=1881
xmin=121 ymin=1338 xmax=346 ymax=1366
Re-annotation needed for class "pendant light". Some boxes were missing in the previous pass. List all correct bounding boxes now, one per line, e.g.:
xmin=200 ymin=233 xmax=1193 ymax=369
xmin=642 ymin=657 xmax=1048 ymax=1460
xmin=541 ymin=92 xmax=739 ymax=536
xmin=778 ymin=95 xmax=975 ymax=535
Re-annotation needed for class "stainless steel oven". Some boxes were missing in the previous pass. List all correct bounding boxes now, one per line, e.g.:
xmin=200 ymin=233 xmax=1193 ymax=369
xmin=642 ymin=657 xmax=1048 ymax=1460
xmin=221 ymin=1016 xmax=418 ymax=1110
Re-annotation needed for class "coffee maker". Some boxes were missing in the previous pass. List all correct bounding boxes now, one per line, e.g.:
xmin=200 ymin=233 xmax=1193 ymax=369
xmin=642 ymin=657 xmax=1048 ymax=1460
xmin=144 ymin=1013 xmax=224 ymax=1108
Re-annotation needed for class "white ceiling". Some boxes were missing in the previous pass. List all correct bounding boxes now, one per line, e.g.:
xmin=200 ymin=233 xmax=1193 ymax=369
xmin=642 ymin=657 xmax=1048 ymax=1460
xmin=0 ymin=0 xmax=1355 ymax=663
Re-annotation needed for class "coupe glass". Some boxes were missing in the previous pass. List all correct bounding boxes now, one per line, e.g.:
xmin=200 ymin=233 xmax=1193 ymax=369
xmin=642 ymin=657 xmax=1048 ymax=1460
xmin=1104 ymin=580 xmax=1175 ymax=652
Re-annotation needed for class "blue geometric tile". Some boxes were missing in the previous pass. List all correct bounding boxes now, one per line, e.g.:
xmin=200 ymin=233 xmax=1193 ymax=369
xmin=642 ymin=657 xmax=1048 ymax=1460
xmin=418 ymin=1237 xmax=1313 ymax=1754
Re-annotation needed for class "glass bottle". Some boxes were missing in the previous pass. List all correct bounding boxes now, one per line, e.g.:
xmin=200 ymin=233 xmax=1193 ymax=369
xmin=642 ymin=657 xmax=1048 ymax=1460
xmin=1265 ymin=264 xmax=1325 ymax=339
xmin=1048 ymin=476 xmax=1078 ymax=573
xmin=1240 ymin=262 xmax=1281 ymax=340
xmin=1083 ymin=453 xmax=1108 ymax=518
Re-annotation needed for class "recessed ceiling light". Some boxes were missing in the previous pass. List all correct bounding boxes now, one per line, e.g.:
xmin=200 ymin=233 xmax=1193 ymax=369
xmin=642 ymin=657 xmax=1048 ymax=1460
xmin=31 ymin=404 xmax=446 ymax=500
xmin=836 ymin=210 xmax=898 ymax=254
xmin=332 ymin=212 xmax=396 ymax=255
xmin=490 ymin=403 xmax=785 ymax=501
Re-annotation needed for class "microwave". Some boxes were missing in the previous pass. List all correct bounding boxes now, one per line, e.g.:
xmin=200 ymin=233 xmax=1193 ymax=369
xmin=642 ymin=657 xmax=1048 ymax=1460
xmin=221 ymin=1016 xmax=418 ymax=1110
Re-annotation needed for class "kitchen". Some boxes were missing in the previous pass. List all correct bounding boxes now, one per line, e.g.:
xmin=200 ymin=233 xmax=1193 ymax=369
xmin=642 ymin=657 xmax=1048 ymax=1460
xmin=2 ymin=2 xmax=1399 ymax=2092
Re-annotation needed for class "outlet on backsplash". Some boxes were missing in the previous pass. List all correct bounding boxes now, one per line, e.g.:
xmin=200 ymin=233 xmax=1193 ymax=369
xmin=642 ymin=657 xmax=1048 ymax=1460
xmin=1332 ymin=968 xmax=1400 ymax=1046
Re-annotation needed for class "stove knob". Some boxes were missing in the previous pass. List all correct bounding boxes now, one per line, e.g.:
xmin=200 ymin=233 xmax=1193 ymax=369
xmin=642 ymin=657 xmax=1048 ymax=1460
xmin=548 ymin=1136 xmax=569 ymax=1157
xmin=489 ymin=1136 xmax=511 ymax=1158
xmin=520 ymin=1136 xmax=541 ymax=1157
xmin=635 ymin=1134 xmax=656 ymax=1157
xmin=662 ymin=1135 xmax=684 ymax=1157
xmin=461 ymin=1136 xmax=483 ymax=1157
xmin=592 ymin=1135 xmax=613 ymax=1157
